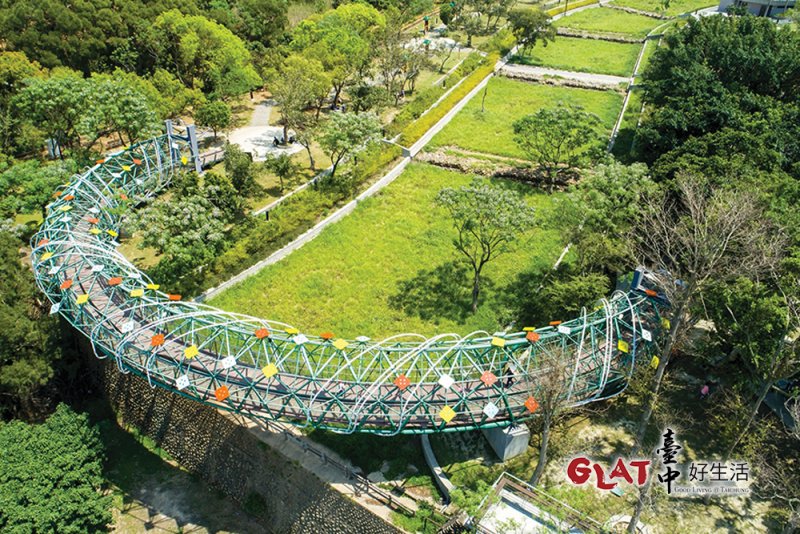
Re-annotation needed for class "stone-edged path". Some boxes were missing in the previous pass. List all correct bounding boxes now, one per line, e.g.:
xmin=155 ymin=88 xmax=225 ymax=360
xmin=499 ymin=64 xmax=629 ymax=87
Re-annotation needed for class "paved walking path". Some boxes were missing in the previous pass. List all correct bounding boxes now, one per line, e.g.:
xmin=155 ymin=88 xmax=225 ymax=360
xmin=248 ymin=99 xmax=273 ymax=127
xmin=499 ymin=64 xmax=629 ymax=87
xmin=227 ymin=98 xmax=303 ymax=161
xmin=225 ymin=411 xmax=424 ymax=523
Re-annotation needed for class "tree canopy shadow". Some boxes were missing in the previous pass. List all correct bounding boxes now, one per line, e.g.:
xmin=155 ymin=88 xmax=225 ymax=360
xmin=389 ymin=261 xmax=490 ymax=323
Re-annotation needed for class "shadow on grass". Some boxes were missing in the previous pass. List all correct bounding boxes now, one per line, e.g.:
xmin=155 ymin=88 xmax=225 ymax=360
xmin=389 ymin=261 xmax=487 ymax=324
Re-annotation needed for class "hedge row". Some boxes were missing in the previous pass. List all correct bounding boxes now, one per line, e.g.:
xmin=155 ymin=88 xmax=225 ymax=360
xmin=386 ymin=52 xmax=486 ymax=137
xmin=398 ymin=53 xmax=500 ymax=147
xmin=545 ymin=0 xmax=599 ymax=17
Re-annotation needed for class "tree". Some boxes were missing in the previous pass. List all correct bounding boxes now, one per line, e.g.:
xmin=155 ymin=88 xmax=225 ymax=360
xmin=266 ymin=153 xmax=298 ymax=193
xmin=563 ymin=161 xmax=656 ymax=281
xmin=636 ymin=16 xmax=800 ymax=165
xmin=460 ymin=13 xmax=484 ymax=48
xmin=0 ymin=232 xmax=66 ymax=418
xmin=528 ymin=346 xmax=574 ymax=486
xmin=223 ymin=142 xmax=256 ymax=194
xmin=0 ymin=0 xmax=206 ymax=74
xmin=508 ymin=8 xmax=555 ymax=57
xmin=318 ymin=111 xmax=382 ymax=178
xmin=218 ymin=0 xmax=289 ymax=47
xmin=271 ymin=54 xmax=330 ymax=141
xmin=203 ymin=170 xmax=244 ymax=219
xmin=513 ymin=106 xmax=604 ymax=190
xmin=626 ymin=176 xmax=783 ymax=532
xmin=13 ymin=69 xmax=87 ymax=154
xmin=0 ymin=403 xmax=112 ymax=531
xmin=152 ymin=10 xmax=262 ymax=99
xmin=79 ymin=73 xmax=160 ymax=147
xmin=436 ymin=180 xmax=536 ymax=313
xmin=291 ymin=3 xmax=386 ymax=107
xmin=129 ymin=191 xmax=228 ymax=287
xmin=705 ymin=274 xmax=800 ymax=461
xmin=0 ymin=51 xmax=43 ymax=104
xmin=194 ymin=99 xmax=231 ymax=140
xmin=0 ymin=159 xmax=77 ymax=219
xmin=150 ymin=68 xmax=203 ymax=118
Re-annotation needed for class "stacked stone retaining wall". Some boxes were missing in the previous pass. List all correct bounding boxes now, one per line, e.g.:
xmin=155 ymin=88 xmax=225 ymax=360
xmin=89 ymin=356 xmax=400 ymax=534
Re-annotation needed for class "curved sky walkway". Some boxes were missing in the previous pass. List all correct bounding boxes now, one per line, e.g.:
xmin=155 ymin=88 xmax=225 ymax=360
xmin=30 ymin=132 xmax=668 ymax=435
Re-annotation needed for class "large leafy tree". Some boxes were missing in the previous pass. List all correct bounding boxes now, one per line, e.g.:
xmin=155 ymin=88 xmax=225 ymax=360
xmin=0 ymin=403 xmax=112 ymax=531
xmin=636 ymin=15 xmax=800 ymax=166
xmin=0 ymin=52 xmax=43 ymax=104
xmin=152 ymin=9 xmax=262 ymax=99
xmin=194 ymin=99 xmax=231 ymax=140
xmin=0 ymin=160 xmax=76 ymax=219
xmin=562 ymin=161 xmax=656 ymax=280
xmin=292 ymin=3 xmax=385 ymax=106
xmin=0 ymin=0 xmax=201 ymax=74
xmin=13 ymin=69 xmax=87 ymax=153
xmin=80 ymin=74 xmax=160 ymax=147
xmin=508 ymin=8 xmax=556 ymax=56
xmin=129 ymin=190 xmax=228 ymax=289
xmin=705 ymin=273 xmax=800 ymax=460
xmin=14 ymin=70 xmax=159 ymax=154
xmin=318 ymin=111 xmax=382 ymax=178
xmin=513 ymin=105 xmax=604 ymax=189
xmin=271 ymin=54 xmax=330 ymax=143
xmin=436 ymin=180 xmax=537 ymax=313
xmin=0 ymin=232 xmax=67 ymax=418
xmin=209 ymin=0 xmax=289 ymax=47
xmin=0 ymin=51 xmax=44 ymax=153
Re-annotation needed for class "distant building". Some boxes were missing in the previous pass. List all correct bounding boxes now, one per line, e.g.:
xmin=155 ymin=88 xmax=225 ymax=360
xmin=718 ymin=0 xmax=795 ymax=17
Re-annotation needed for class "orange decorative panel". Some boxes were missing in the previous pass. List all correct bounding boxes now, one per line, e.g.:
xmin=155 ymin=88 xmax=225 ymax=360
xmin=215 ymin=386 xmax=230 ymax=402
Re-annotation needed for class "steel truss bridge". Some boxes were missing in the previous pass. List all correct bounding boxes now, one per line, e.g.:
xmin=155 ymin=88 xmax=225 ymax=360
xmin=30 ymin=129 xmax=666 ymax=435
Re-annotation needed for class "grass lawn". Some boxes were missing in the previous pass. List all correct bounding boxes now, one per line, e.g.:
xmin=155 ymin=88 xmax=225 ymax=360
xmin=611 ymin=87 xmax=645 ymax=162
xmin=636 ymin=36 xmax=662 ymax=77
xmin=428 ymin=77 xmax=623 ymax=159
xmin=210 ymin=162 xmax=565 ymax=339
xmin=609 ymin=0 xmax=716 ymax=16
xmin=554 ymin=7 xmax=663 ymax=37
xmin=512 ymin=36 xmax=642 ymax=77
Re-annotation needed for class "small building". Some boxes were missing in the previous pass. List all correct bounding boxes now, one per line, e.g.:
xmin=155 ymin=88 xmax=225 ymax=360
xmin=718 ymin=0 xmax=795 ymax=17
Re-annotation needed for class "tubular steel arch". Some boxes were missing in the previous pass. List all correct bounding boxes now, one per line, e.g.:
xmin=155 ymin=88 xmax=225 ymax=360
xmin=30 ymin=131 xmax=667 ymax=435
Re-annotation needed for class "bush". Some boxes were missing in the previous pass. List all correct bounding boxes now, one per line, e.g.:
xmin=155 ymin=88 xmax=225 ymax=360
xmin=481 ymin=27 xmax=516 ymax=56
xmin=386 ymin=52 xmax=487 ymax=137
xmin=546 ymin=0 xmax=598 ymax=16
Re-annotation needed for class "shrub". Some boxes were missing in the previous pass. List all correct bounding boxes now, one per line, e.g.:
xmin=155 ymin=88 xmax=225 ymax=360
xmin=386 ymin=52 xmax=487 ymax=137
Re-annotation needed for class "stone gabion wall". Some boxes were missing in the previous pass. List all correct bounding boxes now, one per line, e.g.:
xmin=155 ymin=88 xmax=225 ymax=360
xmin=90 ymin=356 xmax=400 ymax=534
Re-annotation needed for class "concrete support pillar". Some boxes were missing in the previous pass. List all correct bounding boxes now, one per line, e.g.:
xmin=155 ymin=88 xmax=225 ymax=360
xmin=164 ymin=120 xmax=176 ymax=166
xmin=186 ymin=124 xmax=202 ymax=174
xmin=482 ymin=425 xmax=530 ymax=461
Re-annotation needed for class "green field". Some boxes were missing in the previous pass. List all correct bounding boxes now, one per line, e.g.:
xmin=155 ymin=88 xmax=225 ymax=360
xmin=210 ymin=163 xmax=565 ymax=339
xmin=636 ymin=36 xmax=662 ymax=76
xmin=512 ymin=36 xmax=642 ymax=77
xmin=554 ymin=7 xmax=663 ymax=37
xmin=429 ymin=77 xmax=624 ymax=159
xmin=608 ymin=0 xmax=716 ymax=16
xmin=610 ymin=87 xmax=645 ymax=161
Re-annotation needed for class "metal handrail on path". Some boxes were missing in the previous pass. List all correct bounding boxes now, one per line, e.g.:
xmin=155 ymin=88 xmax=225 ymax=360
xmin=246 ymin=414 xmax=443 ymax=523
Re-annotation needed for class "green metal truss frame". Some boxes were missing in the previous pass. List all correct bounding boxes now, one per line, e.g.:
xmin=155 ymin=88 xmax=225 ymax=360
xmin=30 ymin=130 xmax=667 ymax=435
